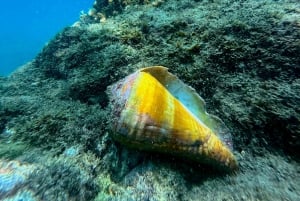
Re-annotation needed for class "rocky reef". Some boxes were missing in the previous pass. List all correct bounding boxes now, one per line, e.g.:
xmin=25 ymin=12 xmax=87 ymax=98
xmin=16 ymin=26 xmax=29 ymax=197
xmin=0 ymin=0 xmax=299 ymax=200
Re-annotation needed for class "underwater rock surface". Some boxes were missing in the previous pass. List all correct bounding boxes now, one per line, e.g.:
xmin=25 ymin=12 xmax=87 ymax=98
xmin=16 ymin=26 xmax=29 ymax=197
xmin=0 ymin=160 xmax=32 ymax=195
xmin=0 ymin=0 xmax=299 ymax=200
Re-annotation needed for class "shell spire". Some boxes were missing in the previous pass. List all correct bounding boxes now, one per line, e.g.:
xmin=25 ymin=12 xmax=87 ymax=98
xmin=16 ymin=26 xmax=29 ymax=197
xmin=108 ymin=66 xmax=238 ymax=171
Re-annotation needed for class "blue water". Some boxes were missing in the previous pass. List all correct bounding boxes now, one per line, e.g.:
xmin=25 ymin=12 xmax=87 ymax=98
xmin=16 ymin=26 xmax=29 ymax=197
xmin=0 ymin=0 xmax=93 ymax=76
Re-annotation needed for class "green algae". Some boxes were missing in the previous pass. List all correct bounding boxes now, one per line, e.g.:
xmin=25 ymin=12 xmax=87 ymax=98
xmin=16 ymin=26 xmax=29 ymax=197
xmin=0 ymin=142 xmax=28 ymax=160
xmin=25 ymin=153 xmax=100 ymax=200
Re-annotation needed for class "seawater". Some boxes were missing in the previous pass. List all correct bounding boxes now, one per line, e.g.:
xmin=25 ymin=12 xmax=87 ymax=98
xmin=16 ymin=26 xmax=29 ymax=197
xmin=0 ymin=0 xmax=93 ymax=76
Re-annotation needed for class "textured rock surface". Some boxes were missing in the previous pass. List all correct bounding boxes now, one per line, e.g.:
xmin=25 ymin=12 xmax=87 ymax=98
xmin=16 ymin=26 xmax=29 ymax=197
xmin=93 ymin=0 xmax=160 ymax=17
xmin=0 ymin=160 xmax=37 ymax=200
xmin=0 ymin=0 xmax=299 ymax=200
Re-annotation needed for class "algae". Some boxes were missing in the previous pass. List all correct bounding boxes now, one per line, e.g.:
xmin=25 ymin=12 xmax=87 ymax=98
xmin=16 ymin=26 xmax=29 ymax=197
xmin=0 ymin=142 xmax=28 ymax=159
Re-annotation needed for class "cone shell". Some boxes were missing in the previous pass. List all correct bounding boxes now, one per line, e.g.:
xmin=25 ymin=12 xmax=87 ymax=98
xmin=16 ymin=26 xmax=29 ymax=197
xmin=108 ymin=66 xmax=238 ymax=171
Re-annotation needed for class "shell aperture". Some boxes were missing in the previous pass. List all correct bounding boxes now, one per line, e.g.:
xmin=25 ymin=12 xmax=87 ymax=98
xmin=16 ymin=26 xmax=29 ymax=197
xmin=108 ymin=66 xmax=238 ymax=171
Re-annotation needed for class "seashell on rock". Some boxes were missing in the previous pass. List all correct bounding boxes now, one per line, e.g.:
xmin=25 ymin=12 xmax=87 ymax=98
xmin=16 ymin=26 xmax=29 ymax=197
xmin=107 ymin=66 xmax=238 ymax=171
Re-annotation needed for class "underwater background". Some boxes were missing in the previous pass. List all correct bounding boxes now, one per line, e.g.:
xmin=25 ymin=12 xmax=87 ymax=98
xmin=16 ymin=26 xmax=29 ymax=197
xmin=0 ymin=0 xmax=299 ymax=200
xmin=0 ymin=0 xmax=93 ymax=76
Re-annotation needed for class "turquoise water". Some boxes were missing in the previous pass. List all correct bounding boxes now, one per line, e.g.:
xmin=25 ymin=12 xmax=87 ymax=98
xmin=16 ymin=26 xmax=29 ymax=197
xmin=0 ymin=0 xmax=93 ymax=76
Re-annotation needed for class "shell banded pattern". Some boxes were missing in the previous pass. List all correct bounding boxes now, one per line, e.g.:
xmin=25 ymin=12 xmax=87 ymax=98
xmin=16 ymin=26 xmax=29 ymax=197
xmin=108 ymin=66 xmax=238 ymax=171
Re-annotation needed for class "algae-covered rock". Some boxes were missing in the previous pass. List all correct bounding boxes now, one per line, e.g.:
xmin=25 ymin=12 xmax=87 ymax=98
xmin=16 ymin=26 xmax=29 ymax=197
xmin=0 ymin=159 xmax=38 ymax=200
xmin=93 ymin=0 xmax=162 ymax=17
xmin=0 ymin=0 xmax=299 ymax=200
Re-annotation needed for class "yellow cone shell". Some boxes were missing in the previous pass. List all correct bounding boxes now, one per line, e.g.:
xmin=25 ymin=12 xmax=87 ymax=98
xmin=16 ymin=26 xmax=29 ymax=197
xmin=108 ymin=66 xmax=238 ymax=171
